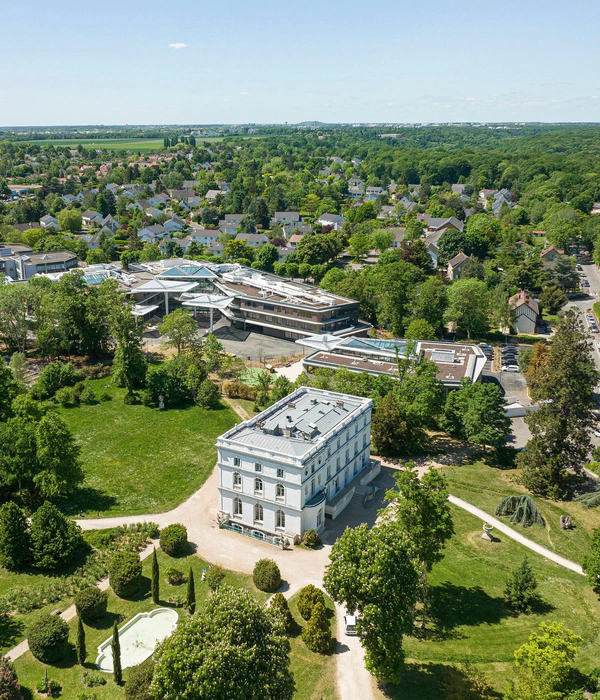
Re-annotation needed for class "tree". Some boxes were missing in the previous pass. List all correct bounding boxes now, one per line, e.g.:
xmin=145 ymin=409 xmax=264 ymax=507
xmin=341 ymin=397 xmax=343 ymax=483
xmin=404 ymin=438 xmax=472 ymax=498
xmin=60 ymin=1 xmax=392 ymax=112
xmin=441 ymin=379 xmax=510 ymax=448
xmin=203 ymin=333 xmax=225 ymax=372
xmin=30 ymin=501 xmax=83 ymax=570
xmin=297 ymin=585 xmax=326 ymax=621
xmin=295 ymin=233 xmax=341 ymax=266
xmin=506 ymin=622 xmax=582 ymax=700
xmin=404 ymin=218 xmax=425 ymax=241
xmin=8 ymin=352 xmax=27 ymax=386
xmin=374 ymin=260 xmax=422 ymax=336
xmin=28 ymin=613 xmax=70 ymax=663
xmin=111 ymin=303 xmax=147 ymax=397
xmin=411 ymin=276 xmax=448 ymax=333
xmin=253 ymin=559 xmax=282 ymax=593
xmin=504 ymin=558 xmax=539 ymax=613
xmin=348 ymin=230 xmax=371 ymax=261
xmin=405 ymin=318 xmax=436 ymax=340
xmin=371 ymin=229 xmax=394 ymax=253
xmin=0 ymin=657 xmax=23 ymax=700
xmin=196 ymin=379 xmax=220 ymax=409
xmin=205 ymin=564 xmax=225 ymax=591
xmin=187 ymin=567 xmax=196 ymax=614
xmin=371 ymin=392 xmax=409 ymax=456
xmin=0 ymin=359 xmax=21 ymax=421
xmin=160 ymin=523 xmax=188 ymax=556
xmin=0 ymin=502 xmax=30 ymax=570
xmin=464 ymin=213 xmax=499 ymax=259
xmin=75 ymin=586 xmax=108 ymax=622
xmin=255 ymin=243 xmax=279 ymax=272
xmin=540 ymin=285 xmax=567 ymax=315
xmin=112 ymin=621 xmax=123 ymax=685
xmin=109 ymin=551 xmax=143 ymax=598
xmin=519 ymin=314 xmax=598 ymax=497
xmin=57 ymin=208 xmax=82 ymax=232
xmin=125 ymin=657 xmax=154 ymax=700
xmin=301 ymin=601 xmax=331 ymax=653
xmin=444 ymin=278 xmax=489 ymax=338
xmin=152 ymin=586 xmax=295 ymax=700
xmin=548 ymin=257 xmax=579 ymax=291
xmin=76 ymin=614 xmax=86 ymax=665
xmin=152 ymin=548 xmax=159 ymax=604
xmin=437 ymin=228 xmax=467 ymax=266
xmin=139 ymin=243 xmax=161 ymax=262
xmin=0 ymin=285 xmax=29 ymax=354
xmin=158 ymin=309 xmax=201 ymax=356
xmin=382 ymin=464 xmax=454 ymax=572
xmin=269 ymin=593 xmax=295 ymax=635
xmin=35 ymin=412 xmax=83 ymax=499
xmin=582 ymin=527 xmax=600 ymax=594
xmin=324 ymin=522 xmax=419 ymax=683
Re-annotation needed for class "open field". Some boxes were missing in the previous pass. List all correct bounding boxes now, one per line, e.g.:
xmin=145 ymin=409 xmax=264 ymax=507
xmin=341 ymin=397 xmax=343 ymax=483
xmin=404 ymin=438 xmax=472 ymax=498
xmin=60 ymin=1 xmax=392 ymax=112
xmin=392 ymin=505 xmax=600 ymax=698
xmin=22 ymin=137 xmax=165 ymax=152
xmin=58 ymin=378 xmax=237 ymax=517
xmin=441 ymin=460 xmax=600 ymax=565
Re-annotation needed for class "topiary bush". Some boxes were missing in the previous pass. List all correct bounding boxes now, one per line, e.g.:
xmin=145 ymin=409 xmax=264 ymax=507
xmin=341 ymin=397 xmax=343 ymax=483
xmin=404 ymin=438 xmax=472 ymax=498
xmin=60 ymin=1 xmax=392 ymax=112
xmin=124 ymin=657 xmax=154 ymax=700
xmin=269 ymin=593 xmax=295 ymax=635
xmin=205 ymin=565 xmax=225 ymax=591
xmin=302 ymin=529 xmax=320 ymax=548
xmin=297 ymin=584 xmax=326 ymax=621
xmin=28 ymin=613 xmax=70 ymax=663
xmin=301 ymin=601 xmax=331 ymax=653
xmin=108 ymin=551 xmax=142 ymax=598
xmin=75 ymin=586 xmax=108 ymax=622
xmin=0 ymin=657 xmax=23 ymax=700
xmin=165 ymin=567 xmax=186 ymax=585
xmin=159 ymin=524 xmax=188 ymax=557
xmin=30 ymin=501 xmax=84 ymax=570
xmin=252 ymin=559 xmax=282 ymax=592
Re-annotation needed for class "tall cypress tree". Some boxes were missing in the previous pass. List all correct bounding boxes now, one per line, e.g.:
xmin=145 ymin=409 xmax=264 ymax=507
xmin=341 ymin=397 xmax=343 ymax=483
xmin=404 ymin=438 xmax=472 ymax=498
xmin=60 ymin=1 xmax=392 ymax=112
xmin=112 ymin=621 xmax=122 ymax=685
xmin=151 ymin=547 xmax=159 ymax=604
xmin=187 ymin=568 xmax=196 ymax=615
xmin=76 ymin=614 xmax=86 ymax=665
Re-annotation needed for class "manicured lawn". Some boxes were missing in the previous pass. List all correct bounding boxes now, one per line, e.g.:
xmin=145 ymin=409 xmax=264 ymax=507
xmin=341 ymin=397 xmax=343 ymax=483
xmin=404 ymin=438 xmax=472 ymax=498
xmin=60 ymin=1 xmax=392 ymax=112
xmin=22 ymin=137 xmax=164 ymax=152
xmin=390 ymin=505 xmax=600 ymax=698
xmin=58 ymin=379 xmax=237 ymax=516
xmin=441 ymin=460 xmax=600 ymax=565
xmin=11 ymin=551 xmax=326 ymax=699
xmin=288 ymin=591 xmax=338 ymax=700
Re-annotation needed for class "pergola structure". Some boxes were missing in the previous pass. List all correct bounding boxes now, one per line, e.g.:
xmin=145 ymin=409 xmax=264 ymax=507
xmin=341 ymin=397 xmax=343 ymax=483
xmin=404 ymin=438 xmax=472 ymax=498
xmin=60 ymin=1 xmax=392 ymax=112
xmin=181 ymin=293 xmax=235 ymax=332
xmin=129 ymin=279 xmax=200 ymax=314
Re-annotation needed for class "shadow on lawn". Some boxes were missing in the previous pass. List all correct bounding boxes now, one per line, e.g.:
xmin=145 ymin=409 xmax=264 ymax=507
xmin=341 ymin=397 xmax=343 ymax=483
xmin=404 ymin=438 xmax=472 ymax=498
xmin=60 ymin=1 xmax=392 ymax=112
xmin=382 ymin=662 xmax=502 ymax=700
xmin=64 ymin=486 xmax=118 ymax=515
xmin=0 ymin=615 xmax=25 ymax=650
xmin=425 ymin=581 xmax=509 ymax=640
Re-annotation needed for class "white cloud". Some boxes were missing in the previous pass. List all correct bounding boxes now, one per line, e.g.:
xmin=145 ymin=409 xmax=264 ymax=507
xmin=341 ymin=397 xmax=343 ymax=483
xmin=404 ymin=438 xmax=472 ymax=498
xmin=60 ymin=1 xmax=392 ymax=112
xmin=168 ymin=43 xmax=188 ymax=49
xmin=239 ymin=91 xmax=250 ymax=95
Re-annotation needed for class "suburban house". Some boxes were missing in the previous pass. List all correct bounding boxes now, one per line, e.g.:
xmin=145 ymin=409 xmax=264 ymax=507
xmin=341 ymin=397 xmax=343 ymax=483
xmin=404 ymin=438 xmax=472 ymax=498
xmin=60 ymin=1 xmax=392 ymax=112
xmin=40 ymin=215 xmax=59 ymax=232
xmin=138 ymin=224 xmax=168 ymax=243
xmin=272 ymin=212 xmax=301 ymax=226
xmin=347 ymin=186 xmax=365 ymax=199
xmin=427 ymin=242 xmax=439 ymax=268
xmin=377 ymin=205 xmax=396 ymax=219
xmin=216 ymin=386 xmax=374 ymax=540
xmin=205 ymin=189 xmax=222 ymax=201
xmin=101 ymin=215 xmax=121 ymax=233
xmin=591 ymin=202 xmax=600 ymax=215
xmin=390 ymin=228 xmax=406 ymax=248
xmin=419 ymin=215 xmax=464 ymax=234
xmin=79 ymin=234 xmax=101 ymax=250
xmin=451 ymin=184 xmax=466 ymax=195
xmin=316 ymin=213 xmax=345 ymax=230
xmin=82 ymin=210 xmax=103 ymax=227
xmin=365 ymin=186 xmax=385 ymax=201
xmin=288 ymin=233 xmax=304 ymax=249
xmin=509 ymin=290 xmax=539 ymax=335
xmin=540 ymin=245 xmax=564 ymax=266
xmin=164 ymin=217 xmax=185 ymax=233
xmin=447 ymin=252 xmax=469 ymax=280
xmin=235 ymin=233 xmax=269 ymax=247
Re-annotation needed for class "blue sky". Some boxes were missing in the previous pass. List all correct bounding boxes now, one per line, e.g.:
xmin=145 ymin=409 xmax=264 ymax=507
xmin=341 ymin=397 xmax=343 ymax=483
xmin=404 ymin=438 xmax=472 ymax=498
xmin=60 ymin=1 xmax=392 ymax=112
xmin=2 ymin=0 xmax=599 ymax=126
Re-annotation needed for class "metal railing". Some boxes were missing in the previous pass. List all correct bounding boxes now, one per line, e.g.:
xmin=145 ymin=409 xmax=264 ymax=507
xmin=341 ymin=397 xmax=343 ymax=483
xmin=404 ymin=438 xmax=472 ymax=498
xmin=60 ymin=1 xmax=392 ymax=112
xmin=219 ymin=521 xmax=284 ymax=547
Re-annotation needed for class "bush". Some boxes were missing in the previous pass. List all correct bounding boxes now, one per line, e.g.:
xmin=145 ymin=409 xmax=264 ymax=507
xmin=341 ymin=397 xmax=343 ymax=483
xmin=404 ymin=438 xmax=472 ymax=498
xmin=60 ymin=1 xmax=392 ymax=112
xmin=108 ymin=551 xmax=142 ymax=598
xmin=0 ymin=657 xmax=22 ymax=700
xmin=36 ymin=361 xmax=81 ymax=399
xmin=301 ymin=601 xmax=331 ymax=653
xmin=165 ymin=567 xmax=186 ymax=585
xmin=0 ymin=502 xmax=31 ymax=571
xmin=196 ymin=379 xmax=220 ymax=409
xmin=252 ymin=559 xmax=281 ymax=592
xmin=269 ymin=593 xmax=295 ymax=635
xmin=159 ymin=524 xmax=188 ymax=557
xmin=99 ymin=392 xmax=112 ymax=402
xmin=222 ymin=380 xmax=256 ymax=400
xmin=75 ymin=587 xmax=108 ymax=622
xmin=82 ymin=670 xmax=106 ymax=687
xmin=30 ymin=501 xmax=84 ymax=570
xmin=297 ymin=584 xmax=326 ymax=621
xmin=302 ymin=529 xmax=320 ymax=548
xmin=123 ymin=393 xmax=138 ymax=405
xmin=79 ymin=384 xmax=96 ymax=404
xmin=205 ymin=565 xmax=225 ymax=591
xmin=28 ymin=613 xmax=70 ymax=663
xmin=505 ymin=558 xmax=540 ymax=613
xmin=125 ymin=657 xmax=154 ymax=700
xmin=55 ymin=386 xmax=77 ymax=406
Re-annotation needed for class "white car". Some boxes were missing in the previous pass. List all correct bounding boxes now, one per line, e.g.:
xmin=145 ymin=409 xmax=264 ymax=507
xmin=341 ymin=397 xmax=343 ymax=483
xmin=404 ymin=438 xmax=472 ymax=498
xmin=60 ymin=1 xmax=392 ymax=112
xmin=594 ymin=430 xmax=600 ymax=438
xmin=501 ymin=365 xmax=519 ymax=372
xmin=344 ymin=614 xmax=357 ymax=636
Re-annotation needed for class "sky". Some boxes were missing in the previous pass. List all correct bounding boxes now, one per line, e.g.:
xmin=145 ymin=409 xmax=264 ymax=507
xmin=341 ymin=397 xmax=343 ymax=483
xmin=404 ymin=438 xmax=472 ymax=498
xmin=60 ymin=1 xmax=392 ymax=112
xmin=1 ymin=0 xmax=600 ymax=126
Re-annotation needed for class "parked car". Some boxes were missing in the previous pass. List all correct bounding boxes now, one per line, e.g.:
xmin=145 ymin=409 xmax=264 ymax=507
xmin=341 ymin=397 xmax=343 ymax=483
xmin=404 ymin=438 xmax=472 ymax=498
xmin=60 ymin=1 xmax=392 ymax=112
xmin=344 ymin=614 xmax=357 ymax=636
xmin=502 ymin=365 xmax=520 ymax=372
xmin=594 ymin=430 xmax=600 ymax=438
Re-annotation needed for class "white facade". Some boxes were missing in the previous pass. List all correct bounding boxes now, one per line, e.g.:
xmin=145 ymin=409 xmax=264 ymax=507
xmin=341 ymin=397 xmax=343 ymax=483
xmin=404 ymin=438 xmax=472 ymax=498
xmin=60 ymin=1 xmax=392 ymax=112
xmin=217 ymin=387 xmax=372 ymax=540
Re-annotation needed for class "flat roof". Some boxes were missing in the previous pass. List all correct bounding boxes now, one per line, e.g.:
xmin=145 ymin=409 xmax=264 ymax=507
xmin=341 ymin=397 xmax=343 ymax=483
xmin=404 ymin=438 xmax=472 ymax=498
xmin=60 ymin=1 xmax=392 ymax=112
xmin=218 ymin=386 xmax=372 ymax=460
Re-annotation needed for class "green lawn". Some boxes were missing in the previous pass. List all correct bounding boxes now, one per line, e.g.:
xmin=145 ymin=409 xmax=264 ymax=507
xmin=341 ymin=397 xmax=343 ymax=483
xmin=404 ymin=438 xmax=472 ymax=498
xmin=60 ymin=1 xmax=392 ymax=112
xmin=11 ymin=552 xmax=333 ymax=700
xmin=22 ymin=137 xmax=164 ymax=152
xmin=390 ymin=505 xmax=600 ymax=698
xmin=58 ymin=379 xmax=237 ymax=517
xmin=441 ymin=460 xmax=600 ymax=565
xmin=288 ymin=591 xmax=338 ymax=700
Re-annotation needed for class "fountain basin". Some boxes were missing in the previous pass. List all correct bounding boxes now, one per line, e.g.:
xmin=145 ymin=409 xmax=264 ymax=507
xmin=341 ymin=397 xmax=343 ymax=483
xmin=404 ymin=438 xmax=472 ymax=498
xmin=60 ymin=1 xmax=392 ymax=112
xmin=96 ymin=607 xmax=178 ymax=672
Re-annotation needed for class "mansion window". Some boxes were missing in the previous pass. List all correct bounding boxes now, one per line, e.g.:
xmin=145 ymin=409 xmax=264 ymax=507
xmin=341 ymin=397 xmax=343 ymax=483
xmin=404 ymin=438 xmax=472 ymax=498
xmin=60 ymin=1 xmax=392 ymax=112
xmin=254 ymin=503 xmax=263 ymax=523
xmin=276 ymin=484 xmax=285 ymax=501
xmin=255 ymin=462 xmax=262 ymax=472
xmin=277 ymin=468 xmax=284 ymax=478
xmin=233 ymin=472 xmax=242 ymax=488
xmin=254 ymin=477 xmax=263 ymax=494
xmin=233 ymin=497 xmax=242 ymax=516
xmin=233 ymin=456 xmax=240 ymax=466
xmin=276 ymin=509 xmax=285 ymax=529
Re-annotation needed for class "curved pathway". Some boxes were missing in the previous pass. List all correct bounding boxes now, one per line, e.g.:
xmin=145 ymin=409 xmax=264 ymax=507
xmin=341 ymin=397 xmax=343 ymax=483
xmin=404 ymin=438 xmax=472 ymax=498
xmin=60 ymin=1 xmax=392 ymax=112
xmin=449 ymin=495 xmax=584 ymax=575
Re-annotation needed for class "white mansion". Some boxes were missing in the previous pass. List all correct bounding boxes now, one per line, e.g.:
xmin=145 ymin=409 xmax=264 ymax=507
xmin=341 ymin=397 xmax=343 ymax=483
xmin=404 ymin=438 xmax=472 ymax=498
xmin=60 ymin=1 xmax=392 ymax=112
xmin=217 ymin=386 xmax=373 ymax=541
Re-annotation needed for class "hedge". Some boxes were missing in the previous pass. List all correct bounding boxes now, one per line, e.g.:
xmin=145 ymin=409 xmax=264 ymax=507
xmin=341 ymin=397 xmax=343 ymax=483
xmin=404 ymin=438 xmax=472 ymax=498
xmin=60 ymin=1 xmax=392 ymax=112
xmin=159 ymin=524 xmax=188 ymax=557
xmin=74 ymin=586 xmax=108 ymax=622
xmin=28 ymin=613 xmax=70 ymax=663
xmin=252 ymin=559 xmax=281 ymax=593
xmin=108 ymin=551 xmax=142 ymax=598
